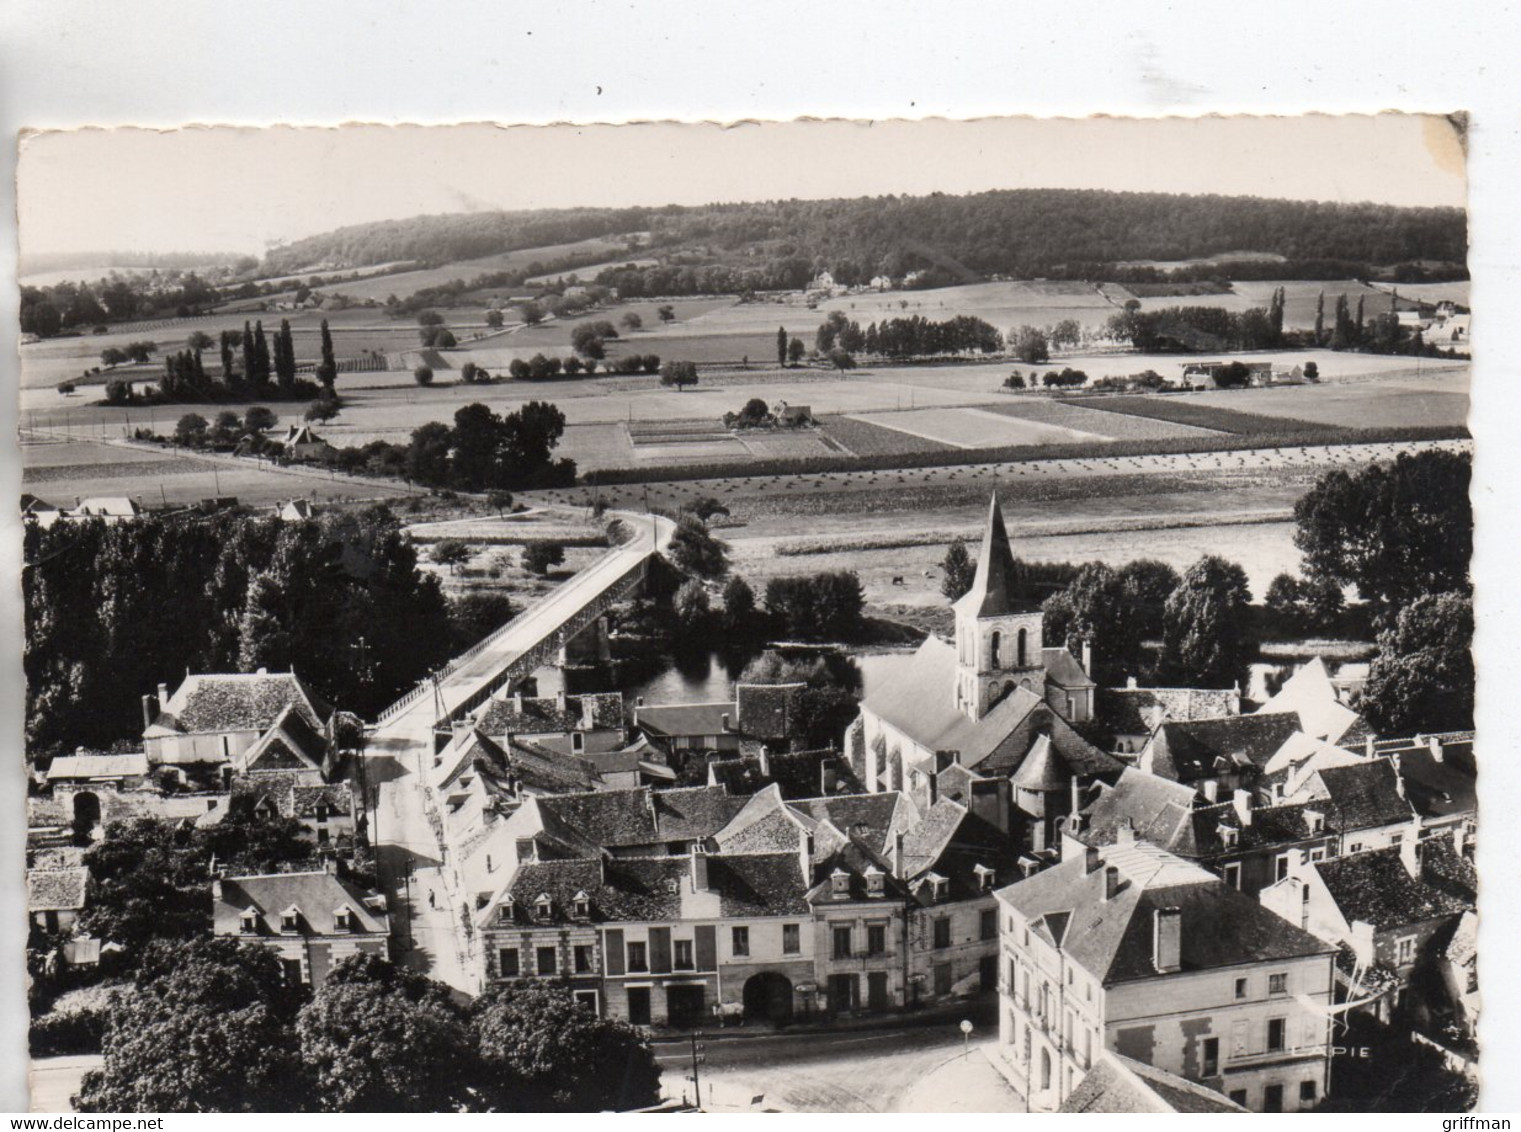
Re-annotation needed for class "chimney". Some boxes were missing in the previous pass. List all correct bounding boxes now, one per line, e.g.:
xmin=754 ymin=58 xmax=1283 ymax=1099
xmin=1084 ymin=846 xmax=1101 ymax=874
xmin=211 ymin=878 xmax=223 ymax=901
xmin=581 ymin=697 xmax=596 ymax=731
xmin=1398 ymin=832 xmax=1420 ymax=880
xmin=157 ymin=682 xmax=169 ymax=703
xmin=141 ymin=694 xmax=159 ymax=728
xmin=1082 ymin=639 xmax=1093 ymax=675
xmin=1202 ymin=779 xmax=1220 ymax=803
xmin=1429 ymin=735 xmax=1444 ymax=763
xmin=1232 ymin=789 xmax=1253 ymax=826
xmin=820 ymin=757 xmax=838 ymax=795
xmin=1126 ymin=675 xmax=1138 ymax=690
xmin=1070 ymin=776 xmax=1082 ymax=816
xmin=758 ymin=745 xmax=771 ymax=777
xmin=690 ymin=845 xmax=710 ymax=892
xmin=635 ymin=695 xmax=644 ymax=709
xmin=721 ymin=712 xmax=731 ymax=732
xmin=513 ymin=690 xmax=524 ymax=713
xmin=1452 ymin=823 xmax=1467 ymax=855
xmin=1103 ymin=866 xmax=1121 ymax=902
xmin=1116 ymin=817 xmax=1135 ymax=846
xmin=1365 ymin=735 xmax=1375 ymax=759
xmin=1152 ymin=907 xmax=1182 ymax=973
xmin=928 ymin=771 xmax=938 ymax=806
xmin=893 ymin=831 xmax=906 ymax=878
xmin=555 ymin=688 xmax=567 ymax=712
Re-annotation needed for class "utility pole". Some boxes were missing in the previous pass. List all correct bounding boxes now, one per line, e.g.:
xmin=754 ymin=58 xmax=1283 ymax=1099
xmin=689 ymin=1031 xmax=706 ymax=1110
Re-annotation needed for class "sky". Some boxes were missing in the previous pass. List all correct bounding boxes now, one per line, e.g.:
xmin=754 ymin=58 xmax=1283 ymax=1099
xmin=16 ymin=114 xmax=1467 ymax=259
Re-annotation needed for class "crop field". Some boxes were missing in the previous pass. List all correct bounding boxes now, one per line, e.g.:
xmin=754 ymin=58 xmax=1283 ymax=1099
xmin=1366 ymin=280 xmax=1471 ymax=306
xmin=1188 ymin=384 xmax=1471 ymax=430
xmin=819 ymin=414 xmax=955 ymax=456
xmin=846 ymin=407 xmax=1109 ymax=449
xmin=980 ymin=398 xmax=1223 ymax=440
xmin=814 ymin=280 xmax=1123 ymax=332
xmin=1072 ymin=396 xmax=1348 ymax=437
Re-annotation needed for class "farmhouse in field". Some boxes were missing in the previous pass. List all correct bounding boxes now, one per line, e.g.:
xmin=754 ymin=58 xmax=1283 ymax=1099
xmin=281 ymin=424 xmax=335 ymax=462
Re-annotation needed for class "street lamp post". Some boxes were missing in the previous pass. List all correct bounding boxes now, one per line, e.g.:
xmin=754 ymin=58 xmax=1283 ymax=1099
xmin=960 ymin=1018 xmax=974 ymax=1060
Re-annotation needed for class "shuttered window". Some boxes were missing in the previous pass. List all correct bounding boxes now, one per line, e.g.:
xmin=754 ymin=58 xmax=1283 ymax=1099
xmin=604 ymin=929 xmax=625 ymax=976
xmin=694 ymin=924 xmax=717 ymax=970
xmin=649 ymin=926 xmax=673 ymax=974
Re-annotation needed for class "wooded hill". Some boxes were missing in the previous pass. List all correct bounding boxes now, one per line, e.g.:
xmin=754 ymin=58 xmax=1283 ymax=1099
xmin=260 ymin=189 xmax=1468 ymax=283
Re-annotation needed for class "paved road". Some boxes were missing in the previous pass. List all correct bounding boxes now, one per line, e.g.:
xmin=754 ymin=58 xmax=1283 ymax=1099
xmin=364 ymin=512 xmax=674 ymax=994
xmin=28 ymin=1055 xmax=101 ymax=1113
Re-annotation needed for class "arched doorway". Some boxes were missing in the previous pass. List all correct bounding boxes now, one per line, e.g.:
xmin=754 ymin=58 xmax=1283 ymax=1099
xmin=1040 ymin=1047 xmax=1052 ymax=1092
xmin=71 ymin=791 xmax=101 ymax=843
xmin=743 ymin=972 xmax=794 ymax=1025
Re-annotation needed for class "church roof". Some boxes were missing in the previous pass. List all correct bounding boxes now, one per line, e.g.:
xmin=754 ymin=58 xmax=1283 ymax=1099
xmin=953 ymin=493 xmax=1036 ymax=619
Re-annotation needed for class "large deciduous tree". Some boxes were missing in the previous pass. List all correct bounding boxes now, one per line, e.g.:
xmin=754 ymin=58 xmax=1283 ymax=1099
xmin=471 ymin=981 xmax=661 ymax=1112
xmin=1293 ymin=449 xmax=1471 ymax=613
xmin=77 ymin=938 xmax=310 ymax=1113
xmin=666 ymin=515 xmax=728 ymax=579
xmin=1160 ymin=556 xmax=1253 ymax=690
xmin=1041 ymin=562 xmax=1143 ymax=686
xmin=1359 ymin=592 xmax=1473 ymax=735
xmin=940 ymin=541 xmax=975 ymax=601
xmin=296 ymin=955 xmax=474 ymax=1113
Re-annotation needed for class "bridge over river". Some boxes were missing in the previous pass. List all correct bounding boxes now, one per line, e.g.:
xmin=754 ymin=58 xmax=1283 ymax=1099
xmin=363 ymin=512 xmax=674 ymax=993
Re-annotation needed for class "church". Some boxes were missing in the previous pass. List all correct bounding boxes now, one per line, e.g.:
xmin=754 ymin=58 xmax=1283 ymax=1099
xmin=846 ymin=494 xmax=1123 ymax=852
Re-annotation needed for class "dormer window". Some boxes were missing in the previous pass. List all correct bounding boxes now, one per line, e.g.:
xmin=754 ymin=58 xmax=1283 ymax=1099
xmin=926 ymin=872 xmax=949 ymax=903
xmin=829 ymin=868 xmax=851 ymax=898
xmin=333 ymin=905 xmax=355 ymax=932
xmin=864 ymin=866 xmax=885 ymax=897
xmin=280 ymin=906 xmax=300 ymax=934
xmin=534 ymin=894 xmax=553 ymax=922
xmin=572 ymin=890 xmax=592 ymax=920
xmin=974 ymin=863 xmax=995 ymax=891
xmin=572 ymin=732 xmax=585 ymax=754
xmin=239 ymin=908 xmax=259 ymax=934
xmin=498 ymin=896 xmax=515 ymax=924
xmin=1218 ymin=824 xmax=1239 ymax=850
xmin=1306 ymin=809 xmax=1325 ymax=834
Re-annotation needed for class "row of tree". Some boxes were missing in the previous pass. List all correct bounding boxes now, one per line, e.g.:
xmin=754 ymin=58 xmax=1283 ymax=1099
xmin=812 ymin=311 xmax=1004 ymax=360
xmin=20 ymin=272 xmax=222 ymax=337
xmin=23 ymin=507 xmax=455 ymax=758
xmin=78 ymin=942 xmax=659 ymax=1112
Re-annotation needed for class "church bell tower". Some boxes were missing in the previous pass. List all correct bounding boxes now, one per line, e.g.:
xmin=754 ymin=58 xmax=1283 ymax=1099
xmin=953 ymin=493 xmax=1046 ymax=720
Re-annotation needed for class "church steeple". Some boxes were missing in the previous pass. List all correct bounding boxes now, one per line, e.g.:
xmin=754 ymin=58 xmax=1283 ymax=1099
xmin=956 ymin=492 xmax=1034 ymax=618
xmin=954 ymin=492 xmax=1047 ymax=720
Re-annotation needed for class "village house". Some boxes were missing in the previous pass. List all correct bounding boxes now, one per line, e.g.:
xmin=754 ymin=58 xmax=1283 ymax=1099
xmin=28 ymin=867 xmax=90 ymax=936
xmin=471 ymin=688 xmax=627 ymax=760
xmin=280 ymin=424 xmax=335 ymax=463
xmin=633 ymin=683 xmax=808 ymax=761
xmin=1138 ymin=711 xmax=1305 ymax=796
xmin=705 ymin=745 xmax=860 ymax=799
xmin=1091 ymin=680 xmax=1240 ymax=756
xmin=213 ymin=867 xmax=389 ymax=988
xmin=995 ymin=839 xmax=1337 ymax=1113
xmin=142 ymin=669 xmax=333 ymax=768
xmin=44 ymin=751 xmax=149 ymax=792
xmin=481 ymin=848 xmax=815 ymax=1026
xmin=1259 ymin=830 xmax=1474 ymax=1027
xmin=1371 ymin=732 xmax=1476 ymax=841
xmin=1255 ymin=658 xmax=1370 ymax=747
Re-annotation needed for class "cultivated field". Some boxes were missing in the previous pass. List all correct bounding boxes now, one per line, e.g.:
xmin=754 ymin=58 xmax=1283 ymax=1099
xmin=846 ymin=407 xmax=1110 ymax=449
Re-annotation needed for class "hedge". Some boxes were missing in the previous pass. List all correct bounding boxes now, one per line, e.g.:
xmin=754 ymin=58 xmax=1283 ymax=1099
xmin=30 ymin=1007 xmax=107 ymax=1056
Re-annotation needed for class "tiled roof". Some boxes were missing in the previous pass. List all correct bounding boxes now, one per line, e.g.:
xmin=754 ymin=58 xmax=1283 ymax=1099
xmin=1419 ymin=838 xmax=1476 ymax=905
xmin=151 ymin=671 xmax=332 ymax=736
xmin=214 ymin=871 xmax=388 ymax=936
xmin=505 ymin=737 xmax=603 ymax=793
xmin=1310 ymin=760 xmax=1415 ymax=832
xmin=862 ymin=637 xmax=1121 ymax=781
xmin=1009 ymin=734 xmax=1069 ymax=791
xmin=435 ymin=728 xmax=510 ymax=791
xmin=1391 ymin=749 xmax=1476 ymax=820
xmin=1093 ymin=686 xmax=1240 ymax=735
xmin=502 ymin=852 xmax=808 ymax=925
xmin=1314 ymin=847 xmax=1469 ymax=930
xmin=291 ymin=783 xmax=353 ymax=819
xmin=1062 ymin=1052 xmax=1247 ymax=1113
xmin=998 ymin=841 xmax=1332 ymax=984
xmin=706 ymin=748 xmax=857 ymax=799
xmin=28 ymin=867 xmax=89 ymax=912
xmin=1146 ymin=712 xmax=1303 ymax=783
xmin=1189 ymin=800 xmax=1329 ymax=854
xmin=242 ymin=704 xmax=328 ymax=773
xmin=1078 ymin=769 xmax=1202 ymax=855
xmin=807 ymin=840 xmax=909 ymax=904
xmin=1041 ymin=648 xmax=1094 ymax=690
xmin=634 ymin=701 xmax=733 ymax=738
xmin=476 ymin=691 xmax=624 ymax=735
xmin=735 ymin=683 xmax=805 ymax=740
xmin=535 ymin=789 xmax=658 ymax=847
xmin=46 ymin=752 xmax=149 ymax=780
xmin=900 ymin=802 xmax=1019 ymax=901
xmin=791 ymin=793 xmax=904 ymax=857
xmin=232 ymin=771 xmax=302 ymax=817
xmin=652 ymin=786 xmax=749 ymax=841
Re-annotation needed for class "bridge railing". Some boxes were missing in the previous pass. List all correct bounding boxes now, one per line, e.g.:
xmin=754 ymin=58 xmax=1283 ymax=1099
xmin=373 ymin=542 xmax=653 ymax=727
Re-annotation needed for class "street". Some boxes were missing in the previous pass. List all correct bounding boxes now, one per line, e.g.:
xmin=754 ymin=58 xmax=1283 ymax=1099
xmin=650 ymin=1000 xmax=1022 ymax=1112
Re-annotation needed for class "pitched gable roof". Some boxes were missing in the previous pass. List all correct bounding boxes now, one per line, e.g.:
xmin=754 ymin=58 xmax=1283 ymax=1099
xmin=242 ymin=704 xmax=328 ymax=774
xmin=1146 ymin=712 xmax=1303 ymax=783
xmin=1094 ymin=685 xmax=1241 ymax=736
xmin=214 ymin=871 xmax=388 ymax=936
xmin=1308 ymin=759 xmax=1415 ymax=832
xmin=46 ymin=752 xmax=149 ymax=781
xmin=1078 ymin=768 xmax=1202 ymax=856
xmin=1257 ymin=657 xmax=1364 ymax=743
xmin=150 ymin=671 xmax=332 ymax=736
xmin=998 ymin=841 xmax=1331 ymax=985
xmin=1062 ymin=1052 xmax=1248 ymax=1113
xmin=734 ymin=683 xmax=805 ymax=740
xmin=476 ymin=691 xmax=624 ymax=736
xmin=1314 ymin=847 xmax=1469 ymax=930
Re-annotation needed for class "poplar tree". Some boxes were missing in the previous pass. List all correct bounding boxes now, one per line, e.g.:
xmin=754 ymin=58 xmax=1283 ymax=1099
xmin=1314 ymin=290 xmax=1325 ymax=344
xmin=316 ymin=319 xmax=338 ymax=389
xmin=776 ymin=326 xmax=788 ymax=367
